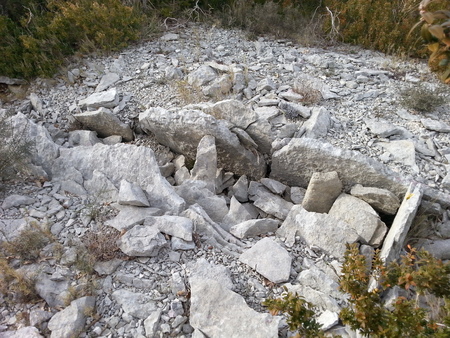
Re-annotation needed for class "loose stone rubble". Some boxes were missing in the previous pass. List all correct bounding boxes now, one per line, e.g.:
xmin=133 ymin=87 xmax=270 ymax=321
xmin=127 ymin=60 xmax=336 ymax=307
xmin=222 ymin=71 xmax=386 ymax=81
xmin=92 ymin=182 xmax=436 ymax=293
xmin=1 ymin=23 xmax=450 ymax=337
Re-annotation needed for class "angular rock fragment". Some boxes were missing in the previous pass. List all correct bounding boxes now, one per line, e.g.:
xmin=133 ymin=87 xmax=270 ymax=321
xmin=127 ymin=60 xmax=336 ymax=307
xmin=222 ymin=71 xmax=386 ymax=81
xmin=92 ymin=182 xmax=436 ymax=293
xmin=78 ymin=88 xmax=119 ymax=109
xmin=230 ymin=219 xmax=279 ymax=239
xmin=190 ymin=135 xmax=217 ymax=193
xmin=68 ymin=130 xmax=101 ymax=147
xmin=421 ymin=239 xmax=450 ymax=260
xmin=302 ymin=171 xmax=343 ymax=213
xmin=105 ymin=204 xmax=163 ymax=231
xmin=239 ymin=237 xmax=292 ymax=283
xmin=249 ymin=182 xmax=293 ymax=220
xmin=112 ymin=289 xmax=157 ymax=319
xmin=119 ymin=225 xmax=167 ymax=257
xmin=350 ymin=184 xmax=400 ymax=215
xmin=118 ymin=179 xmax=150 ymax=207
xmin=203 ymin=99 xmax=257 ymax=129
xmin=377 ymin=140 xmax=418 ymax=173
xmin=144 ymin=215 xmax=193 ymax=242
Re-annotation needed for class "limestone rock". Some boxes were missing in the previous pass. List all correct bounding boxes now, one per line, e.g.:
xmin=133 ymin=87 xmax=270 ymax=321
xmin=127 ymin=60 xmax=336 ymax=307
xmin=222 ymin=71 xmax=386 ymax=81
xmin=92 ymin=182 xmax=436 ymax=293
xmin=230 ymin=219 xmax=280 ymax=239
xmin=118 ymin=179 xmax=150 ymax=207
xmin=139 ymin=107 xmax=266 ymax=179
xmin=48 ymin=296 xmax=95 ymax=338
xmin=144 ymin=215 xmax=193 ymax=241
xmin=95 ymin=73 xmax=120 ymax=92
xmin=222 ymin=196 xmax=254 ymax=230
xmin=189 ymin=279 xmax=280 ymax=337
xmin=187 ymin=65 xmax=217 ymax=87
xmin=2 ymin=194 xmax=35 ymax=209
xmin=112 ymin=289 xmax=157 ymax=319
xmin=302 ymin=171 xmax=343 ymax=213
xmin=190 ymin=135 xmax=217 ymax=193
xmin=74 ymin=107 xmax=133 ymax=141
xmin=378 ymin=140 xmax=419 ymax=173
xmin=105 ymin=204 xmax=163 ymax=231
xmin=68 ymin=130 xmax=101 ymax=147
xmin=78 ymin=88 xmax=119 ymax=109
xmin=203 ymin=99 xmax=258 ymax=129
xmin=249 ymin=182 xmax=293 ymax=220
xmin=188 ymin=258 xmax=234 ymax=290
xmin=260 ymin=178 xmax=287 ymax=195
xmin=239 ymin=237 xmax=292 ymax=283
xmin=119 ymin=225 xmax=167 ymax=257
xmin=299 ymin=107 xmax=331 ymax=139
xmin=421 ymin=239 xmax=450 ymax=260
xmin=421 ymin=118 xmax=450 ymax=133
xmin=350 ymin=184 xmax=400 ymax=215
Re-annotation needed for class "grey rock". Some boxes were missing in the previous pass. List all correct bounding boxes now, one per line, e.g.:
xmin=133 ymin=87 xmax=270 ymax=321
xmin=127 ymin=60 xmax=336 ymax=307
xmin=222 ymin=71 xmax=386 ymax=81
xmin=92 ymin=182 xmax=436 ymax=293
xmin=222 ymin=196 xmax=254 ymax=230
xmin=29 ymin=309 xmax=53 ymax=327
xmin=377 ymin=140 xmax=418 ymax=173
xmin=188 ymin=258 xmax=234 ymax=290
xmin=260 ymin=178 xmax=287 ymax=195
xmin=364 ymin=118 xmax=412 ymax=139
xmin=68 ymin=130 xmax=101 ymax=147
xmin=161 ymin=33 xmax=179 ymax=41
xmin=2 ymin=194 xmax=35 ymax=209
xmin=270 ymin=138 xmax=409 ymax=196
xmin=144 ymin=215 xmax=193 ymax=241
xmin=35 ymin=271 xmax=69 ymax=308
xmin=175 ymin=166 xmax=191 ymax=186
xmin=329 ymin=193 xmax=387 ymax=247
xmin=257 ymin=78 xmax=276 ymax=92
xmin=48 ymin=296 xmax=95 ymax=338
xmin=350 ymin=184 xmax=400 ymax=215
xmin=229 ymin=175 xmax=249 ymax=202
xmin=78 ymin=88 xmax=119 ymax=109
xmin=1 ymin=327 xmax=44 ymax=338
xmin=299 ymin=107 xmax=331 ymax=138
xmin=187 ymin=65 xmax=217 ymax=87
xmin=421 ymin=118 xmax=450 ymax=133
xmin=105 ymin=204 xmax=163 ymax=231
xmin=29 ymin=93 xmax=44 ymax=113
xmin=95 ymin=73 xmax=120 ymax=92
xmin=83 ymin=169 xmax=118 ymax=201
xmin=103 ymin=135 xmax=122 ymax=145
xmin=239 ymin=237 xmax=292 ymax=283
xmin=203 ymin=99 xmax=258 ymax=129
xmin=230 ymin=127 xmax=259 ymax=149
xmin=249 ymin=183 xmax=293 ymax=220
xmin=144 ymin=309 xmax=162 ymax=337
xmin=112 ymin=289 xmax=157 ymax=319
xmin=378 ymin=183 xmax=423 ymax=264
xmin=276 ymin=205 xmax=359 ymax=259
xmin=93 ymin=258 xmax=122 ymax=275
xmin=421 ymin=239 xmax=450 ymax=259
xmin=190 ymin=135 xmax=217 ymax=193
xmin=139 ymin=107 xmax=266 ymax=179
xmin=119 ymin=225 xmax=167 ymax=257
xmin=230 ymin=218 xmax=280 ymax=239
xmin=302 ymin=171 xmax=343 ymax=213
xmin=0 ymin=76 xmax=27 ymax=85
xmin=189 ymin=279 xmax=280 ymax=337
xmin=283 ymin=283 xmax=341 ymax=312
xmin=317 ymin=310 xmax=339 ymax=331
xmin=296 ymin=264 xmax=343 ymax=300
xmin=118 ymin=180 xmax=150 ymax=207
xmin=171 ymin=237 xmax=196 ymax=251
xmin=52 ymin=143 xmax=185 ymax=213
xmin=288 ymin=186 xmax=306 ymax=204
xmin=74 ymin=107 xmax=133 ymax=141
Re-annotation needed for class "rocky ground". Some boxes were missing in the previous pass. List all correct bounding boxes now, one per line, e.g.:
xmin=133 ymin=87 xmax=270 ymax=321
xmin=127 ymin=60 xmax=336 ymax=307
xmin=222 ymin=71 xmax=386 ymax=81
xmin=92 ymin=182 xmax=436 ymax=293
xmin=0 ymin=23 xmax=450 ymax=338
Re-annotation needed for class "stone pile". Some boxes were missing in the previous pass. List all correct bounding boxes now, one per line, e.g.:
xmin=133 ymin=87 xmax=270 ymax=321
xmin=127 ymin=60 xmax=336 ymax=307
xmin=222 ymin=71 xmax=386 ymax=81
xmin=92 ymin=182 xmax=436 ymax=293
xmin=1 ymin=24 xmax=450 ymax=337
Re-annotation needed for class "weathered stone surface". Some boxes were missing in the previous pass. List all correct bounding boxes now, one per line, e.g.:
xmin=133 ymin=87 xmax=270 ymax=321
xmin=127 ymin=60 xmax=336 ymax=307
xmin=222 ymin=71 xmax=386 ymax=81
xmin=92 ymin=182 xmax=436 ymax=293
xmin=0 ymin=76 xmax=27 ymax=85
xmin=299 ymin=107 xmax=331 ymax=139
xmin=260 ymin=178 xmax=287 ymax=195
xmin=68 ymin=130 xmax=101 ymax=147
xmin=379 ymin=183 xmax=423 ymax=264
xmin=144 ymin=309 xmax=163 ymax=337
xmin=229 ymin=175 xmax=249 ymax=202
xmin=203 ymin=99 xmax=258 ymax=129
xmin=52 ymin=143 xmax=185 ymax=213
xmin=283 ymin=283 xmax=341 ymax=312
xmin=278 ymin=100 xmax=311 ymax=119
xmin=118 ymin=179 xmax=150 ymax=207
xmin=364 ymin=118 xmax=411 ymax=139
xmin=188 ymin=258 xmax=234 ymax=290
xmin=329 ymin=193 xmax=387 ymax=247
xmin=378 ymin=140 xmax=418 ymax=173
xmin=74 ymin=107 xmax=133 ymax=141
xmin=112 ymin=289 xmax=157 ymax=319
xmin=190 ymin=135 xmax=217 ymax=192
xmin=95 ymin=73 xmax=120 ymax=92
xmin=317 ymin=310 xmax=339 ymax=331
xmin=270 ymin=138 xmax=409 ymax=196
xmin=78 ymin=88 xmax=119 ymax=109
xmin=296 ymin=264 xmax=344 ymax=300
xmin=302 ymin=171 xmax=343 ymax=213
xmin=119 ymin=225 xmax=167 ymax=256
xmin=222 ymin=196 xmax=254 ymax=230
xmin=189 ymin=279 xmax=280 ymax=337
xmin=105 ymin=204 xmax=163 ymax=231
xmin=350 ymin=184 xmax=400 ymax=215
xmin=35 ymin=271 xmax=69 ymax=308
xmin=93 ymin=258 xmax=123 ymax=275
xmin=276 ymin=205 xmax=359 ymax=259
xmin=230 ymin=218 xmax=280 ymax=239
xmin=139 ymin=108 xmax=266 ymax=179
xmin=187 ymin=65 xmax=217 ymax=87
xmin=421 ymin=118 xmax=450 ymax=133
xmin=239 ymin=238 xmax=292 ymax=283
xmin=421 ymin=239 xmax=450 ymax=260
xmin=144 ymin=215 xmax=193 ymax=241
xmin=2 ymin=194 xmax=35 ymax=209
xmin=249 ymin=182 xmax=293 ymax=220
xmin=48 ymin=296 xmax=95 ymax=338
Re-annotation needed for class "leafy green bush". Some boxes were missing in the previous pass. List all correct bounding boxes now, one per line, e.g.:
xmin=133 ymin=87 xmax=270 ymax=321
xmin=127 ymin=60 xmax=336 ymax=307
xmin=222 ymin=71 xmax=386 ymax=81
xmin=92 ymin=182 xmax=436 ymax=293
xmin=264 ymin=244 xmax=450 ymax=337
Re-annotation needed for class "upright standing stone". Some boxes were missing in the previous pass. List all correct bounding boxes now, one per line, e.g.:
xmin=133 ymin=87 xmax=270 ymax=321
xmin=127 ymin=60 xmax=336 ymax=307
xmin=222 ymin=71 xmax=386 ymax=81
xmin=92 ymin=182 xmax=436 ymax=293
xmin=190 ymin=135 xmax=217 ymax=193
xmin=302 ymin=171 xmax=343 ymax=213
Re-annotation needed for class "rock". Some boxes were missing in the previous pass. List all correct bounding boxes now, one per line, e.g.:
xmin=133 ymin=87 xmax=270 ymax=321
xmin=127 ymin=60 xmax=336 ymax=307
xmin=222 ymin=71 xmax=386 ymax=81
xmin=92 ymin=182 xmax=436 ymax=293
xmin=329 ymin=193 xmax=387 ymax=247
xmin=190 ymin=135 xmax=217 ymax=193
xmin=189 ymin=279 xmax=280 ymax=337
xmin=0 ymin=76 xmax=27 ymax=85
xmin=1 ymin=327 xmax=44 ymax=338
xmin=52 ymin=143 xmax=185 ymax=213
xmin=187 ymin=65 xmax=217 ymax=87
xmin=188 ymin=258 xmax=234 ymax=290
xmin=1 ymin=194 xmax=35 ymax=209
xmin=105 ymin=204 xmax=163 ymax=231
xmin=203 ymin=99 xmax=258 ymax=129
xmin=278 ymin=101 xmax=311 ymax=119
xmin=288 ymin=186 xmax=306 ymax=204
xmin=229 ymin=175 xmax=249 ymax=202
xmin=421 ymin=118 xmax=450 ymax=133
xmin=222 ymin=196 xmax=254 ymax=230
xmin=364 ymin=118 xmax=412 ymax=139
xmin=35 ymin=271 xmax=69 ymax=308
xmin=249 ymin=182 xmax=294 ymax=220
xmin=260 ymin=178 xmax=287 ymax=195
xmin=68 ymin=130 xmax=101 ymax=147
xmin=377 ymin=140 xmax=419 ymax=173
xmin=112 ymin=289 xmax=157 ymax=319
xmin=421 ymin=239 xmax=450 ymax=259
xmin=74 ymin=107 xmax=133 ymax=141
xmin=119 ymin=225 xmax=167 ymax=257
xmin=299 ymin=107 xmax=331 ymax=138
xmin=78 ymin=88 xmax=119 ymax=109
xmin=317 ymin=310 xmax=339 ymax=331
xmin=270 ymin=138 xmax=408 ymax=196
xmin=302 ymin=171 xmax=343 ymax=213
xmin=144 ymin=309 xmax=162 ymax=337
xmin=160 ymin=33 xmax=179 ymax=41
xmin=118 ymin=180 xmax=150 ymax=207
xmin=283 ymin=283 xmax=341 ymax=312
xmin=95 ymin=73 xmax=120 ymax=92
xmin=378 ymin=183 xmax=423 ymax=264
xmin=230 ymin=219 xmax=280 ymax=239
xmin=93 ymin=258 xmax=123 ymax=275
xmin=144 ymin=215 xmax=193 ymax=241
xmin=139 ymin=108 xmax=266 ymax=179
xmin=230 ymin=127 xmax=259 ymax=149
xmin=296 ymin=264 xmax=343 ymax=300
xmin=350 ymin=184 xmax=400 ymax=215
xmin=239 ymin=237 xmax=292 ymax=283
xmin=276 ymin=205 xmax=359 ymax=259
xmin=257 ymin=78 xmax=276 ymax=92
xmin=29 ymin=309 xmax=53 ymax=327
xmin=48 ymin=296 xmax=95 ymax=338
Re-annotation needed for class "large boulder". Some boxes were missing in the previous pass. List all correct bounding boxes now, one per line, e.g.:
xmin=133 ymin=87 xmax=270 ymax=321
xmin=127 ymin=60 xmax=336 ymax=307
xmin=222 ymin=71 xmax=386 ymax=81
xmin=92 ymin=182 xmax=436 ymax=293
xmin=139 ymin=107 xmax=266 ymax=179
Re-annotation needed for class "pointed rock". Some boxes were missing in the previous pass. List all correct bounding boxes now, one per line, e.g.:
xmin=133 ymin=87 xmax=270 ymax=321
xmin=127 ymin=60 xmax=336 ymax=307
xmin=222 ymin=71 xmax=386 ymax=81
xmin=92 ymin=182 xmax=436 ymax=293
xmin=190 ymin=135 xmax=217 ymax=193
xmin=118 ymin=180 xmax=150 ymax=207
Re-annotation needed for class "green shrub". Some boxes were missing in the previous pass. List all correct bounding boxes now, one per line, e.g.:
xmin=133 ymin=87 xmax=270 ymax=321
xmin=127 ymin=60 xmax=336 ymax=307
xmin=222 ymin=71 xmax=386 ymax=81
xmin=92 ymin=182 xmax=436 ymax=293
xmin=264 ymin=244 xmax=450 ymax=337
